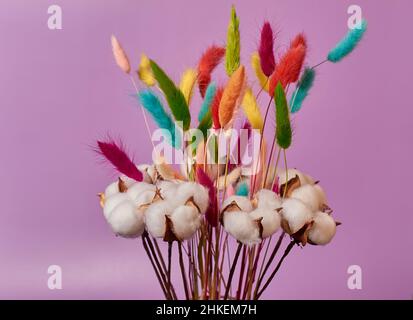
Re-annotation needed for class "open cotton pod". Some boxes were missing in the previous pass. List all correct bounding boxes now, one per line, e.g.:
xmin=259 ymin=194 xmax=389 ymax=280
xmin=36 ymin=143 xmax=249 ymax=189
xmin=104 ymin=176 xmax=136 ymax=198
xmin=103 ymin=191 xmax=145 ymax=238
xmin=156 ymin=180 xmax=180 ymax=200
xmin=249 ymin=207 xmax=281 ymax=238
xmin=126 ymin=182 xmax=156 ymax=203
xmin=277 ymin=169 xmax=315 ymax=191
xmin=222 ymin=195 xmax=253 ymax=213
xmin=308 ymin=211 xmax=338 ymax=245
xmin=170 ymin=205 xmax=202 ymax=240
xmin=280 ymin=198 xmax=313 ymax=235
xmin=175 ymin=182 xmax=209 ymax=214
xmin=145 ymin=200 xmax=178 ymax=239
xmin=223 ymin=211 xmax=261 ymax=245
xmin=290 ymin=184 xmax=324 ymax=212
xmin=137 ymin=164 xmax=157 ymax=183
xmin=253 ymin=189 xmax=282 ymax=210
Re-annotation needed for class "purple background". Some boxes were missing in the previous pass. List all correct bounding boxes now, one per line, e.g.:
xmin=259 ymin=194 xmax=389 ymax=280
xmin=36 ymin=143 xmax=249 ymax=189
xmin=1 ymin=0 xmax=412 ymax=299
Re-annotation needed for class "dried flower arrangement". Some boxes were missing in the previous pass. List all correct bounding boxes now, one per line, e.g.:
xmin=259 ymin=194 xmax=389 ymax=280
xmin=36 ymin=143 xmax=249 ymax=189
xmin=96 ymin=6 xmax=367 ymax=300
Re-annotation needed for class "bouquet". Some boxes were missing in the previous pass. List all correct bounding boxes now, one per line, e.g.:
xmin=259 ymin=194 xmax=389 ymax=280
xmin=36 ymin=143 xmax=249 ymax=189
xmin=95 ymin=6 xmax=367 ymax=300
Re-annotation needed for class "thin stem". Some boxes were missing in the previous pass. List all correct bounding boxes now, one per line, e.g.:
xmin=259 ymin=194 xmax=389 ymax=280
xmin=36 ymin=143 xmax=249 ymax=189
xmin=178 ymin=242 xmax=190 ymax=300
xmin=254 ymin=232 xmax=285 ymax=298
xmin=251 ymin=96 xmax=274 ymax=195
xmin=141 ymin=236 xmax=169 ymax=299
xmin=167 ymin=242 xmax=173 ymax=299
xmin=262 ymin=137 xmax=276 ymax=188
xmin=129 ymin=76 xmax=154 ymax=149
xmin=224 ymin=242 xmax=243 ymax=300
xmin=282 ymin=149 xmax=288 ymax=198
xmin=236 ymin=245 xmax=247 ymax=299
xmin=311 ymin=59 xmax=328 ymax=69
xmin=256 ymin=241 xmax=295 ymax=299
xmin=255 ymin=77 xmax=269 ymax=100
xmin=270 ymin=149 xmax=282 ymax=191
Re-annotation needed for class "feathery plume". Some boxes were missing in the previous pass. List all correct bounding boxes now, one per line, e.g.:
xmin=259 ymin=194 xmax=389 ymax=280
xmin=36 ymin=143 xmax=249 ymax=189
xmin=198 ymin=82 xmax=217 ymax=122
xmin=241 ymin=88 xmax=263 ymax=132
xmin=150 ymin=59 xmax=191 ymax=130
xmin=179 ymin=68 xmax=198 ymax=105
xmin=327 ymin=19 xmax=367 ymax=63
xmin=251 ymin=52 xmax=269 ymax=91
xmin=211 ymin=86 xmax=224 ymax=129
xmin=111 ymin=35 xmax=131 ymax=74
xmin=196 ymin=167 xmax=218 ymax=226
xmin=137 ymin=54 xmax=155 ymax=86
xmin=274 ymin=82 xmax=292 ymax=149
xmin=219 ymin=65 xmax=246 ymax=128
xmin=259 ymin=21 xmax=276 ymax=77
xmin=198 ymin=46 xmax=225 ymax=97
xmin=96 ymin=139 xmax=142 ymax=181
xmin=137 ymin=89 xmax=180 ymax=148
xmin=225 ymin=5 xmax=241 ymax=76
xmin=269 ymin=44 xmax=306 ymax=94
xmin=290 ymin=67 xmax=315 ymax=113
xmin=290 ymin=33 xmax=307 ymax=49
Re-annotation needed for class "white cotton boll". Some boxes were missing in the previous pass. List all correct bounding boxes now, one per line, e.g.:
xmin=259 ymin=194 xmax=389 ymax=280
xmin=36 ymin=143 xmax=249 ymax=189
xmin=145 ymin=201 xmax=175 ymax=238
xmin=135 ymin=189 xmax=157 ymax=207
xmin=126 ymin=182 xmax=156 ymax=203
xmin=138 ymin=164 xmax=157 ymax=183
xmin=290 ymin=185 xmax=322 ymax=212
xmin=249 ymin=207 xmax=281 ymax=238
xmin=106 ymin=200 xmax=145 ymax=238
xmin=308 ymin=211 xmax=336 ymax=245
xmin=222 ymin=195 xmax=253 ymax=213
xmin=103 ymin=193 xmax=130 ymax=220
xmin=175 ymin=182 xmax=209 ymax=214
xmin=304 ymin=174 xmax=315 ymax=185
xmin=170 ymin=205 xmax=201 ymax=240
xmin=104 ymin=181 xmax=120 ymax=198
xmin=254 ymin=189 xmax=282 ymax=210
xmin=157 ymin=180 xmax=180 ymax=200
xmin=280 ymin=198 xmax=314 ymax=234
xmin=313 ymin=184 xmax=327 ymax=207
xmin=223 ymin=211 xmax=261 ymax=245
xmin=119 ymin=175 xmax=137 ymax=188
xmin=277 ymin=169 xmax=308 ymax=187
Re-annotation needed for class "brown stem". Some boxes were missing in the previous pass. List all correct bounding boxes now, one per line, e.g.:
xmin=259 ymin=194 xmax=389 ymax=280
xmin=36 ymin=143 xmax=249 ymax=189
xmin=253 ymin=232 xmax=285 ymax=298
xmin=251 ymin=96 xmax=274 ymax=195
xmin=141 ymin=236 xmax=169 ymax=299
xmin=178 ymin=242 xmax=190 ymax=300
xmin=256 ymin=240 xmax=295 ymax=299
xmin=223 ymin=242 xmax=242 ymax=300
xmin=167 ymin=241 xmax=173 ymax=297
xmin=145 ymin=234 xmax=177 ymax=300
xmin=236 ymin=245 xmax=247 ymax=299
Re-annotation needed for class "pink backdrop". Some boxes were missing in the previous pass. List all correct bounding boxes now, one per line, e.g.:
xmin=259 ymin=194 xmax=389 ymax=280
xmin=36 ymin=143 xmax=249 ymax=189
xmin=1 ymin=0 xmax=412 ymax=299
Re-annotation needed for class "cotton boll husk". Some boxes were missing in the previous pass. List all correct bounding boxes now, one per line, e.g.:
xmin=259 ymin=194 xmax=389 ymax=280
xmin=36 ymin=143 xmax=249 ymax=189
xmin=135 ymin=189 xmax=157 ymax=207
xmin=145 ymin=200 xmax=177 ymax=238
xmin=126 ymin=182 xmax=156 ymax=203
xmin=223 ymin=211 xmax=261 ymax=245
xmin=308 ymin=211 xmax=336 ymax=245
xmin=290 ymin=184 xmax=321 ymax=212
xmin=281 ymin=198 xmax=313 ymax=234
xmin=222 ymin=195 xmax=253 ymax=213
xmin=170 ymin=205 xmax=201 ymax=240
xmin=103 ymin=193 xmax=130 ymax=220
xmin=277 ymin=169 xmax=308 ymax=186
xmin=249 ymin=207 xmax=281 ymax=238
xmin=313 ymin=184 xmax=327 ymax=207
xmin=254 ymin=189 xmax=282 ymax=210
xmin=107 ymin=201 xmax=145 ymax=238
xmin=175 ymin=182 xmax=209 ymax=214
